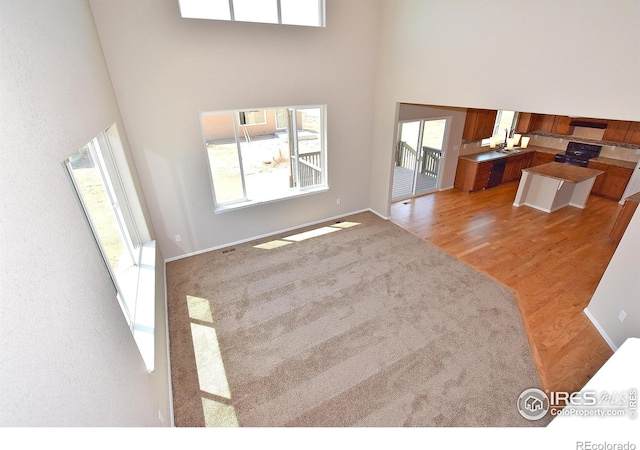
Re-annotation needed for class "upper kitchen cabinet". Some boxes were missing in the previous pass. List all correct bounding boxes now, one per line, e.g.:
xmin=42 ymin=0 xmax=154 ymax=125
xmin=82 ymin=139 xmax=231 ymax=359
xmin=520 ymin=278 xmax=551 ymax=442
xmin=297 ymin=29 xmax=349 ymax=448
xmin=624 ymin=122 xmax=640 ymax=145
xmin=462 ymin=109 xmax=497 ymax=141
xmin=515 ymin=112 xmax=532 ymax=133
xmin=551 ymin=116 xmax=575 ymax=135
xmin=603 ymin=120 xmax=631 ymax=142
xmin=522 ymin=114 xmax=573 ymax=135
xmin=528 ymin=114 xmax=555 ymax=133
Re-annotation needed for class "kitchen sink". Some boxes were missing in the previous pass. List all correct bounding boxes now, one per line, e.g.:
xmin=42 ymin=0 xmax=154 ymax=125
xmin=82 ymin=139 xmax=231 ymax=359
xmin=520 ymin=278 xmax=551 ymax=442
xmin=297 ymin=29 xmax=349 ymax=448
xmin=498 ymin=148 xmax=522 ymax=154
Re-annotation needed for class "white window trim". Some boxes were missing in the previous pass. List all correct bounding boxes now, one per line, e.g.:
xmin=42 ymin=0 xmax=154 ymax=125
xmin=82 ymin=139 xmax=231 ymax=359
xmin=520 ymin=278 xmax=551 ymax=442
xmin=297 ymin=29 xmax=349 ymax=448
xmin=200 ymin=105 xmax=328 ymax=213
xmin=65 ymin=124 xmax=156 ymax=373
xmin=178 ymin=0 xmax=326 ymax=27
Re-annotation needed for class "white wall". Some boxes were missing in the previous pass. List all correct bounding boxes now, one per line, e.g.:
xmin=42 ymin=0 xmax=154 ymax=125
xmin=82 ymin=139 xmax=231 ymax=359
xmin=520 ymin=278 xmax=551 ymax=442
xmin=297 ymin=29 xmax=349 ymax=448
xmin=585 ymin=207 xmax=640 ymax=350
xmin=89 ymin=0 xmax=381 ymax=260
xmin=370 ymin=0 xmax=640 ymax=216
xmin=0 ymin=0 xmax=171 ymax=426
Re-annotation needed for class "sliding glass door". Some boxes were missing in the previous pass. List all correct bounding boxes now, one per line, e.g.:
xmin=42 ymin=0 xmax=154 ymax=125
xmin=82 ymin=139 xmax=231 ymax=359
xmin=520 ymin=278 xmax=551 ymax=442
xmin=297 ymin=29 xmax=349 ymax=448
xmin=392 ymin=118 xmax=447 ymax=201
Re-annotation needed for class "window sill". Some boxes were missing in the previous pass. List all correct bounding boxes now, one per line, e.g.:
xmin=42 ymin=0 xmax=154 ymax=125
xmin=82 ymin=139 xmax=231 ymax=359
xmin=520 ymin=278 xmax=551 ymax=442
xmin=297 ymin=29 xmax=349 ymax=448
xmin=132 ymin=241 xmax=156 ymax=373
xmin=214 ymin=186 xmax=329 ymax=214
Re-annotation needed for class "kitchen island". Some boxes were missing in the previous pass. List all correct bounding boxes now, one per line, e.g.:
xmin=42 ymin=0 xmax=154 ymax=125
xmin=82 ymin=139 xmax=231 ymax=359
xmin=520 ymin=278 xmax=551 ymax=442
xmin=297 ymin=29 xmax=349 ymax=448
xmin=513 ymin=162 xmax=604 ymax=212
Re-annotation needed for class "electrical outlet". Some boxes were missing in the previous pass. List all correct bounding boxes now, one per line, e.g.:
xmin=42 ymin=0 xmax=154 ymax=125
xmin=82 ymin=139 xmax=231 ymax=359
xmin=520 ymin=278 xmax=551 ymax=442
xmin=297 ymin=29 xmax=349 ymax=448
xmin=336 ymin=198 xmax=341 ymax=205
xmin=175 ymin=234 xmax=181 ymax=242
xmin=158 ymin=410 xmax=165 ymax=426
xmin=611 ymin=145 xmax=616 ymax=152
xmin=618 ymin=310 xmax=627 ymax=322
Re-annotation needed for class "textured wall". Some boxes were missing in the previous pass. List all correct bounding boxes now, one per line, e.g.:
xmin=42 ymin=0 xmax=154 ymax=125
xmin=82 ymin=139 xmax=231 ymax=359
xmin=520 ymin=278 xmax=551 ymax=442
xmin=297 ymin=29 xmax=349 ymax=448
xmin=0 ymin=0 xmax=170 ymax=426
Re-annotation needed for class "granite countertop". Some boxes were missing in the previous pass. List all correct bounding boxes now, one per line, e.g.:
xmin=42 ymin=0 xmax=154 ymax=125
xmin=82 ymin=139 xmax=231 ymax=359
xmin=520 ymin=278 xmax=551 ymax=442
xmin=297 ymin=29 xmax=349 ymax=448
xmin=460 ymin=147 xmax=536 ymax=163
xmin=460 ymin=145 xmax=638 ymax=169
xmin=590 ymin=156 xmax=637 ymax=170
xmin=522 ymin=162 xmax=604 ymax=183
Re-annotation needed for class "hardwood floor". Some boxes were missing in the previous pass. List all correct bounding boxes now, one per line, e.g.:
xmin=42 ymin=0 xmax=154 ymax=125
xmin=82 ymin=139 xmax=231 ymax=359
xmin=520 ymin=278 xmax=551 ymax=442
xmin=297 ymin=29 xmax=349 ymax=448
xmin=390 ymin=181 xmax=621 ymax=394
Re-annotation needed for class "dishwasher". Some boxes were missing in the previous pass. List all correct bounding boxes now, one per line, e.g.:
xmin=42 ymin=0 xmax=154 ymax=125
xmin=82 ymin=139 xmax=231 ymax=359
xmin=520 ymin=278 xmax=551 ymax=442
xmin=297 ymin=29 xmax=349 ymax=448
xmin=487 ymin=159 xmax=506 ymax=188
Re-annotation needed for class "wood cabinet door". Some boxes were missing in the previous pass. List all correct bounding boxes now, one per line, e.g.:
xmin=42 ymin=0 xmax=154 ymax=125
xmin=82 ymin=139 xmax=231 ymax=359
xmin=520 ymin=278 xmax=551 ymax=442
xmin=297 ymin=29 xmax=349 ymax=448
xmin=515 ymin=113 xmax=532 ymax=133
xmin=532 ymin=151 xmax=555 ymax=166
xmin=624 ymin=122 xmax=640 ymax=145
xmin=462 ymin=111 xmax=480 ymax=141
xmin=472 ymin=161 xmax=492 ymax=191
xmin=603 ymin=120 xmax=631 ymax=142
xmin=551 ymin=116 xmax=575 ymax=135
xmin=601 ymin=166 xmax=633 ymax=200
xmin=477 ymin=110 xmax=498 ymax=139
xmin=529 ymin=114 xmax=554 ymax=133
xmin=522 ymin=152 xmax=535 ymax=169
xmin=588 ymin=161 xmax=609 ymax=195
xmin=462 ymin=109 xmax=498 ymax=141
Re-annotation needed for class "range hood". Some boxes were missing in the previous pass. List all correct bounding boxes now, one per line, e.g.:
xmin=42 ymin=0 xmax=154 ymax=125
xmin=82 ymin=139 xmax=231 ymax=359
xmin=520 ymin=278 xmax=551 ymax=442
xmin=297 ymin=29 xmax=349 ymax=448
xmin=568 ymin=119 xmax=608 ymax=129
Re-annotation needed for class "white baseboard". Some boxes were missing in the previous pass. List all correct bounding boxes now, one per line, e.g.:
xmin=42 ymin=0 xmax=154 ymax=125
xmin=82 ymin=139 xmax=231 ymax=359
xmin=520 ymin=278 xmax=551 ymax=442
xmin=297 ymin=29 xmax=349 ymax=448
xmin=164 ymin=208 xmax=375 ymax=262
xmin=584 ymin=308 xmax=618 ymax=351
xmin=368 ymin=208 xmax=391 ymax=220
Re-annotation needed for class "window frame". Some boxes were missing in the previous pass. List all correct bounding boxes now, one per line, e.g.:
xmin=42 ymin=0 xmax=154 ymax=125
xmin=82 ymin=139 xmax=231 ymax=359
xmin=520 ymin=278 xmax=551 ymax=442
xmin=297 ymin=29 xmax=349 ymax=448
xmin=178 ymin=0 xmax=326 ymax=28
xmin=481 ymin=110 xmax=519 ymax=146
xmin=64 ymin=124 xmax=156 ymax=372
xmin=200 ymin=104 xmax=328 ymax=213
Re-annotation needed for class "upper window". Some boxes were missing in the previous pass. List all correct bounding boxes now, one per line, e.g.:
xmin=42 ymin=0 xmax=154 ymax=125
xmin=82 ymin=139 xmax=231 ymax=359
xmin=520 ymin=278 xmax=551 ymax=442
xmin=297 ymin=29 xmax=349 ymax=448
xmin=179 ymin=0 xmax=325 ymax=27
xmin=200 ymin=105 xmax=327 ymax=211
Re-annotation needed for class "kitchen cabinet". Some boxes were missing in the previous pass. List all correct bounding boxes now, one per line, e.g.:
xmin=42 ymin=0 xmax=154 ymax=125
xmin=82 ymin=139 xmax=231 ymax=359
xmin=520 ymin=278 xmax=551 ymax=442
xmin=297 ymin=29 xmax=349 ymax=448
xmin=528 ymin=114 xmax=555 ymax=133
xmin=502 ymin=152 xmax=534 ymax=183
xmin=462 ymin=109 xmax=498 ymax=141
xmin=455 ymin=151 xmax=535 ymax=192
xmin=609 ymin=192 xmax=640 ymax=244
xmin=454 ymin=158 xmax=493 ymax=192
xmin=587 ymin=160 xmax=633 ymax=201
xmin=603 ymin=120 xmax=631 ymax=142
xmin=515 ymin=112 xmax=533 ymax=133
xmin=624 ymin=122 xmax=640 ymax=145
xmin=531 ymin=151 xmax=556 ymax=166
xmin=551 ymin=116 xmax=575 ymax=135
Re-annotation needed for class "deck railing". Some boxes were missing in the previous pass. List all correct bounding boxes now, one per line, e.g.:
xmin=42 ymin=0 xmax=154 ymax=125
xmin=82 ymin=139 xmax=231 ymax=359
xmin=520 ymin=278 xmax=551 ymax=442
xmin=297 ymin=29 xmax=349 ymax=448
xmin=396 ymin=141 xmax=417 ymax=170
xmin=293 ymin=151 xmax=322 ymax=187
xmin=397 ymin=142 xmax=442 ymax=177
xmin=422 ymin=147 xmax=442 ymax=177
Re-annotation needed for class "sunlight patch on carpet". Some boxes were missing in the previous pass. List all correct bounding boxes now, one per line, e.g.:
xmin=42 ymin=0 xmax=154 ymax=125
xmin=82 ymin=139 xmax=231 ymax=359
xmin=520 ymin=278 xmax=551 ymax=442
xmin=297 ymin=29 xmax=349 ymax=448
xmin=202 ymin=398 xmax=239 ymax=427
xmin=284 ymin=226 xmax=341 ymax=242
xmin=191 ymin=323 xmax=232 ymax=400
xmin=253 ymin=240 xmax=294 ymax=250
xmin=331 ymin=221 xmax=361 ymax=229
xmin=187 ymin=295 xmax=214 ymax=323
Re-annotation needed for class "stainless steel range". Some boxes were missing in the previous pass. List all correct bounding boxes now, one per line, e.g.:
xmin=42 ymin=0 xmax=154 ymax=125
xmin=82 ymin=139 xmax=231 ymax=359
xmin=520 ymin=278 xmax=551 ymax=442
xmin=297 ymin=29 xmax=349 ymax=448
xmin=554 ymin=142 xmax=602 ymax=167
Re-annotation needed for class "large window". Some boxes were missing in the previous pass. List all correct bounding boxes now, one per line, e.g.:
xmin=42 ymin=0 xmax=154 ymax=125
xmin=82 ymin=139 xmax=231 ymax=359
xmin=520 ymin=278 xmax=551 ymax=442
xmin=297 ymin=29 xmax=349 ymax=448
xmin=179 ymin=0 xmax=325 ymax=27
xmin=200 ymin=105 xmax=327 ymax=211
xmin=65 ymin=125 xmax=156 ymax=371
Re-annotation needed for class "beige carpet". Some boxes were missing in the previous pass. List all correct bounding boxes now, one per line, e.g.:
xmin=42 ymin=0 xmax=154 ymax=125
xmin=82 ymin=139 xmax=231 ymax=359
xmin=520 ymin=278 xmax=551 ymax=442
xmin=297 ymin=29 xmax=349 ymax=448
xmin=166 ymin=211 xmax=547 ymax=427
